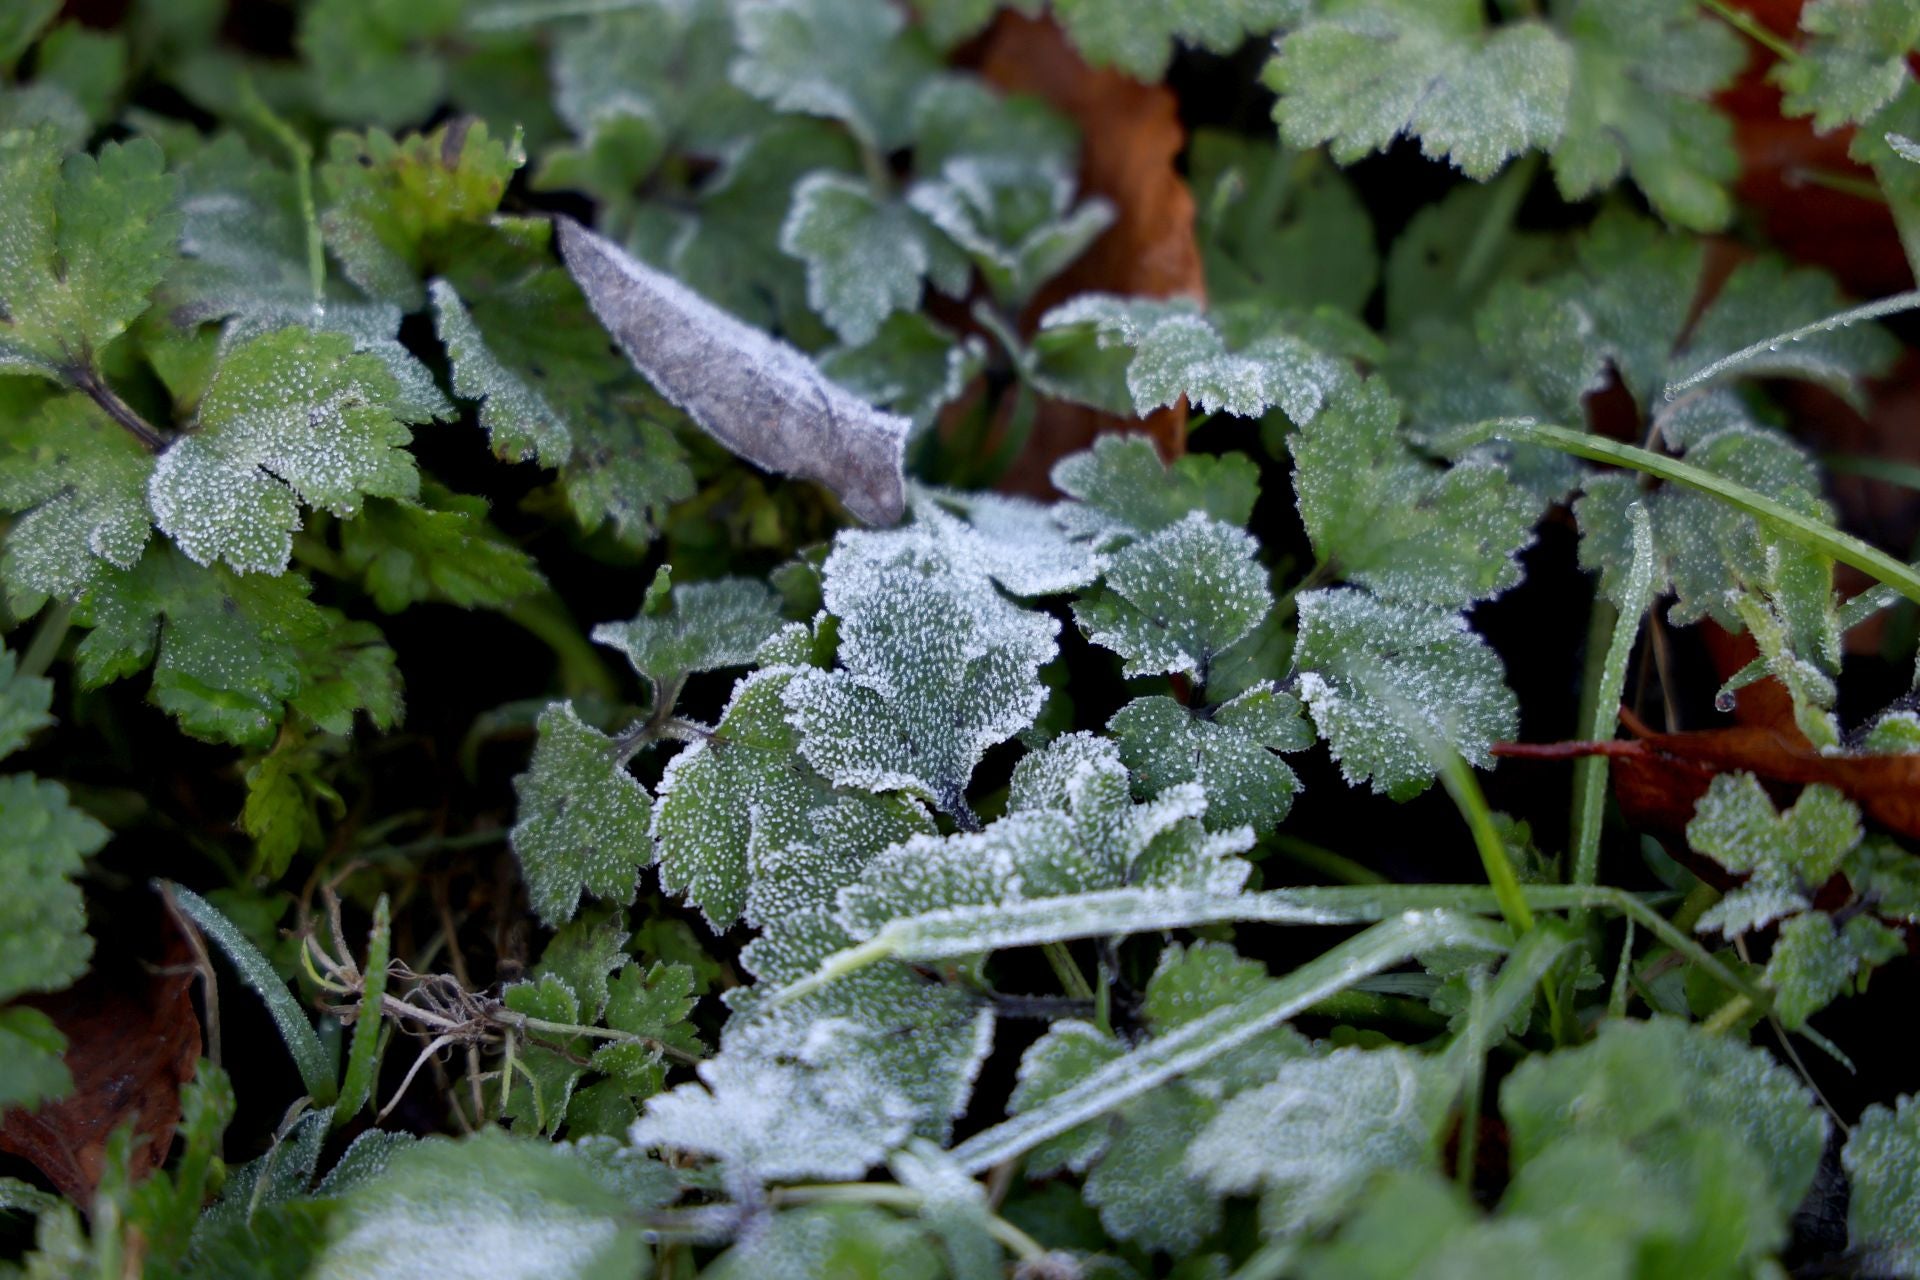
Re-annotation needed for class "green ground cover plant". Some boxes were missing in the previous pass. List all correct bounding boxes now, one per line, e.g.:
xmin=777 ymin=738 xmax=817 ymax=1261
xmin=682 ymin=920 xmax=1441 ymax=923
xmin=2 ymin=0 xmax=1920 ymax=1275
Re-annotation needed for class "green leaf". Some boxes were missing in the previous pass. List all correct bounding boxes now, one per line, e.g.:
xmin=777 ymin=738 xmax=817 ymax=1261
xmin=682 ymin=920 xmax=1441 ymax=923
xmin=1189 ymin=128 xmax=1379 ymax=314
xmin=592 ymin=574 xmax=784 ymax=687
xmin=32 ymin=24 xmax=128 ymax=128
xmin=1843 ymin=1094 xmax=1920 ymax=1277
xmin=631 ymin=1041 xmax=917 ymax=1191
xmin=1267 ymin=0 xmax=1570 ymax=180
xmin=819 ymin=313 xmax=987 ymax=439
xmin=0 ymin=0 xmax=58 ymax=70
xmin=336 ymin=491 xmax=546 ymax=613
xmin=910 ymin=487 xmax=1100 ymax=598
xmin=729 ymin=0 xmax=940 ymax=152
xmin=148 ymin=327 xmax=423 ymax=575
xmin=1553 ymin=0 xmax=1747 ymax=229
xmin=1072 ymin=512 xmax=1272 ymax=679
xmin=1774 ymin=0 xmax=1920 ymax=132
xmin=318 ymin=121 xmax=524 ymax=311
xmin=907 ymin=157 xmax=1113 ymax=309
xmin=0 ymin=392 xmax=152 ymax=609
xmin=166 ymin=881 xmax=338 ymax=1104
xmin=335 ymin=895 xmax=390 ymax=1125
xmin=0 ymin=130 xmax=180 ymax=377
xmin=298 ymin=0 xmax=462 ymax=129
xmin=1291 ymin=380 xmax=1538 ymax=608
xmin=509 ymin=701 xmax=654 ymax=927
xmin=1109 ymin=686 xmax=1311 ymax=834
xmin=0 ymin=1005 xmax=70 ymax=1111
xmin=591 ymin=959 xmax=703 ymax=1093
xmin=1052 ymin=0 xmax=1307 ymax=80
xmin=781 ymin=529 xmax=1057 ymax=819
xmin=241 ymin=739 xmax=339 ymax=879
xmin=1040 ymin=294 xmax=1352 ymax=423
xmin=1291 ymin=588 xmax=1518 ymax=800
xmin=315 ymin=1130 xmax=647 ymax=1279
xmin=73 ymin=543 xmax=400 ymax=746
xmin=429 ymin=279 xmax=571 ymax=466
xmin=1686 ymin=773 xmax=1861 ymax=937
xmin=1193 ymin=1046 xmax=1447 ymax=1237
xmin=781 ymin=173 xmax=966 ymax=345
xmin=1500 ymin=1017 xmax=1827 ymax=1228
xmin=705 ymin=1204 xmax=947 ymax=1280
xmin=1051 ymin=433 xmax=1261 ymax=548
xmin=0 ymin=772 xmax=100 ymax=1006
xmin=0 ymin=645 xmax=54 ymax=761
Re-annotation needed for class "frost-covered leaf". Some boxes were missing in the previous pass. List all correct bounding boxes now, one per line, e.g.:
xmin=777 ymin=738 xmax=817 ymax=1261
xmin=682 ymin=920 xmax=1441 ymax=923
xmin=1291 ymin=380 xmax=1538 ymax=608
xmin=909 ymin=488 xmax=1099 ymax=598
xmin=0 ymin=130 xmax=179 ymax=377
xmin=1110 ymin=686 xmax=1311 ymax=833
xmin=0 ymin=647 xmax=53 ymax=762
xmin=1040 ymin=294 xmax=1351 ymax=423
xmin=314 ymin=1130 xmax=647 ymax=1280
xmin=782 ymin=172 xmax=966 ymax=345
xmin=1051 ymin=433 xmax=1260 ymax=550
xmin=1189 ymin=128 xmax=1379 ymax=314
xmin=1266 ymin=1 xmax=1571 ymax=180
xmin=819 ymin=313 xmax=986 ymax=439
xmin=559 ymin=217 xmax=910 ymax=525
xmin=430 ymin=279 xmax=570 ymax=466
xmin=1687 ymin=773 xmax=1861 ymax=938
xmin=0 ymin=773 xmax=101 ymax=1011
xmin=592 ymin=572 xmax=784 ymax=688
xmin=510 ymin=702 xmax=654 ymax=927
xmin=908 ymin=157 xmax=1112 ymax=309
xmin=703 ymin=1203 xmax=947 ymax=1280
xmin=631 ymin=1040 xmax=916 ymax=1191
xmin=1291 ymin=588 xmax=1518 ymax=799
xmin=1010 ymin=942 xmax=1310 ymax=1252
xmin=336 ymin=490 xmax=545 ymax=613
xmin=148 ymin=327 xmax=424 ymax=575
xmin=72 ymin=543 xmax=400 ymax=746
xmin=1762 ymin=911 xmax=1901 ymax=1030
xmin=1501 ymin=1018 xmax=1827 ymax=1227
xmin=1049 ymin=0 xmax=1305 ymax=79
xmin=729 ymin=0 xmax=939 ymax=151
xmin=836 ymin=733 xmax=1254 ymax=947
xmin=1072 ymin=512 xmax=1271 ymax=680
xmin=1844 ymin=1094 xmax=1920 ymax=1277
xmin=1192 ymin=1047 xmax=1447 ymax=1236
xmin=1774 ymin=0 xmax=1920 ymax=132
xmin=0 ymin=392 xmax=151 ymax=609
xmin=317 ymin=120 xmax=522 ymax=311
xmin=1554 ymin=0 xmax=1747 ymax=229
xmin=781 ymin=530 xmax=1057 ymax=818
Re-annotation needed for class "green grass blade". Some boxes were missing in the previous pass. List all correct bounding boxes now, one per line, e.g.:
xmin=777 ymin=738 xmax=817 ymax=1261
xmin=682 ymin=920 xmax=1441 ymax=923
xmin=1572 ymin=503 xmax=1656 ymax=896
xmin=1484 ymin=420 xmax=1920 ymax=604
xmin=162 ymin=881 xmax=338 ymax=1105
xmin=333 ymin=893 xmax=390 ymax=1125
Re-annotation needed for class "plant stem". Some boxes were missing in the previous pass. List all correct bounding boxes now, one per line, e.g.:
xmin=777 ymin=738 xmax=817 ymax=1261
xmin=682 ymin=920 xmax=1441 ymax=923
xmin=1268 ymin=833 xmax=1388 ymax=885
xmin=1570 ymin=504 xmax=1654 ymax=904
xmin=772 ymin=1184 xmax=1050 ymax=1262
xmin=1436 ymin=753 xmax=1533 ymax=936
xmin=1456 ymin=152 xmax=1539 ymax=299
xmin=1042 ymin=941 xmax=1094 ymax=1001
xmin=239 ymin=77 xmax=324 ymax=305
xmin=69 ymin=364 xmax=166 ymax=450
xmin=1665 ymin=289 xmax=1920 ymax=397
xmin=17 ymin=599 xmax=73 ymax=679
xmin=1698 ymin=0 xmax=1800 ymax=61
xmin=504 ymin=593 xmax=622 ymax=703
xmin=1488 ymin=420 xmax=1920 ymax=604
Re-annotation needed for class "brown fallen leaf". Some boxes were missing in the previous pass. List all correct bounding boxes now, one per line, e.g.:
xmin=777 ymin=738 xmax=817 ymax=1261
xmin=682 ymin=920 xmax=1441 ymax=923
xmin=0 ymin=923 xmax=201 ymax=1204
xmin=1494 ymin=706 xmax=1920 ymax=841
xmin=955 ymin=12 xmax=1205 ymax=486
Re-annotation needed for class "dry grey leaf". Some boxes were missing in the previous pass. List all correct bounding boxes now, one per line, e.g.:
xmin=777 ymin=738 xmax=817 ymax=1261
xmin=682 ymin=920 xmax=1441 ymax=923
xmin=556 ymin=218 xmax=909 ymax=525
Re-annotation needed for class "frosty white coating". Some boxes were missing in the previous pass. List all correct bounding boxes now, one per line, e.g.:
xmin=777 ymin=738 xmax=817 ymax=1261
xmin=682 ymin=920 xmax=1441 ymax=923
xmin=556 ymin=217 xmax=910 ymax=525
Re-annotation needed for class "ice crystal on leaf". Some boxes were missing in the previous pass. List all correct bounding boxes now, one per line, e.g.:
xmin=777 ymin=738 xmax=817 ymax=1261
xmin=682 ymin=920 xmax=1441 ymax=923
xmin=509 ymin=702 xmax=654 ymax=927
xmin=0 ymin=129 xmax=178 ymax=378
xmin=1291 ymin=379 xmax=1537 ymax=609
xmin=1843 ymin=1094 xmax=1920 ymax=1277
xmin=591 ymin=570 xmax=784 ymax=688
xmin=0 ymin=392 xmax=151 ymax=609
xmin=1045 ymin=0 xmax=1308 ymax=80
xmin=1267 ymin=0 xmax=1571 ymax=181
xmin=908 ymin=156 xmax=1113 ymax=309
xmin=1071 ymin=511 xmax=1271 ymax=679
xmin=1050 ymin=433 xmax=1260 ymax=550
xmin=1041 ymin=294 xmax=1351 ymax=423
xmin=909 ymin=488 xmax=1099 ymax=598
xmin=780 ymin=529 xmax=1057 ymax=820
xmin=781 ymin=172 xmax=967 ymax=346
xmin=1291 ymin=588 xmax=1518 ymax=799
xmin=1773 ymin=0 xmax=1920 ymax=133
xmin=1109 ymin=686 xmax=1311 ymax=833
xmin=729 ymin=0 xmax=938 ymax=153
xmin=148 ymin=327 xmax=424 ymax=575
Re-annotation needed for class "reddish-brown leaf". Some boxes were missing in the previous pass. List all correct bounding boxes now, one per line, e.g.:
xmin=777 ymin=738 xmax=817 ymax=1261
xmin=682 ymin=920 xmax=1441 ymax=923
xmin=0 ymin=925 xmax=201 ymax=1204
